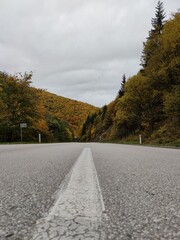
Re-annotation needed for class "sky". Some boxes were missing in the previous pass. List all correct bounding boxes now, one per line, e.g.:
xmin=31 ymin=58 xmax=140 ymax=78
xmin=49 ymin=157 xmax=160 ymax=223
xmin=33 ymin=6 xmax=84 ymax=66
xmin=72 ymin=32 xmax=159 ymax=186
xmin=0 ymin=0 xmax=179 ymax=107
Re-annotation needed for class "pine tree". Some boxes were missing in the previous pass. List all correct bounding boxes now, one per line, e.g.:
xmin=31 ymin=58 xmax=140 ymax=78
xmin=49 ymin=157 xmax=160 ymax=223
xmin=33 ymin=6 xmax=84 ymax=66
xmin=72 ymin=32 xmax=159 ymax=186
xmin=118 ymin=74 xmax=126 ymax=97
xmin=141 ymin=1 xmax=166 ymax=68
xmin=151 ymin=1 xmax=166 ymax=34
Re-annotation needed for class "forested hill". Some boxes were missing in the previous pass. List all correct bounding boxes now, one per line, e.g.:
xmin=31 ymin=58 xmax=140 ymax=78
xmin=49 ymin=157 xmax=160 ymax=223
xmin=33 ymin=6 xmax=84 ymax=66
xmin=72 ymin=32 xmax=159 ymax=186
xmin=0 ymin=72 xmax=97 ymax=142
xmin=39 ymin=90 xmax=97 ymax=138
xmin=81 ymin=6 xmax=180 ymax=146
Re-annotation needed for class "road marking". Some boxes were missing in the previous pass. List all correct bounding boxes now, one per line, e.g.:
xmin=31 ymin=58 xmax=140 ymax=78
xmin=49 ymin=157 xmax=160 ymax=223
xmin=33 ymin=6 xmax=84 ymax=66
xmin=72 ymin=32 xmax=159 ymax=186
xmin=31 ymin=147 xmax=105 ymax=239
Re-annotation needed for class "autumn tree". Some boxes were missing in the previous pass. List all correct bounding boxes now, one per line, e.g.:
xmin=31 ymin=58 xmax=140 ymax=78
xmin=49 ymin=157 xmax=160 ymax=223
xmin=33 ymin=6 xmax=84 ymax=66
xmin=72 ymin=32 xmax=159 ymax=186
xmin=155 ymin=12 xmax=180 ymax=88
xmin=0 ymin=72 xmax=50 ymax=142
xmin=103 ymin=101 xmax=116 ymax=130
xmin=0 ymin=73 xmax=9 ymax=141
xmin=116 ymin=74 xmax=150 ymax=135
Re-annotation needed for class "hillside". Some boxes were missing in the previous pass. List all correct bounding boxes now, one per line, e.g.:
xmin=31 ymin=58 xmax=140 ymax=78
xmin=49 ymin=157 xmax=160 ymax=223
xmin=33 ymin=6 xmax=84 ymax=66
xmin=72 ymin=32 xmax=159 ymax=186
xmin=81 ymin=10 xmax=180 ymax=146
xmin=39 ymin=90 xmax=97 ymax=138
xmin=0 ymin=72 xmax=97 ymax=142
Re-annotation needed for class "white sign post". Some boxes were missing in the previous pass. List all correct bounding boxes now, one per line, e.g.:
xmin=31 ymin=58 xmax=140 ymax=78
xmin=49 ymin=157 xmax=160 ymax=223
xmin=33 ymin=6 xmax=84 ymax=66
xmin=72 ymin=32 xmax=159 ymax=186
xmin=139 ymin=134 xmax=142 ymax=145
xmin=38 ymin=133 xmax=41 ymax=143
xmin=20 ymin=123 xmax=27 ymax=142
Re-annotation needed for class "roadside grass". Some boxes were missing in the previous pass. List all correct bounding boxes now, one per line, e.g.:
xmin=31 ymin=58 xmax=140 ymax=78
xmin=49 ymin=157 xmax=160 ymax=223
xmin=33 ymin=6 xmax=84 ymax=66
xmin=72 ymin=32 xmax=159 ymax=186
xmin=1 ymin=138 xmax=179 ymax=148
xmin=103 ymin=135 xmax=180 ymax=148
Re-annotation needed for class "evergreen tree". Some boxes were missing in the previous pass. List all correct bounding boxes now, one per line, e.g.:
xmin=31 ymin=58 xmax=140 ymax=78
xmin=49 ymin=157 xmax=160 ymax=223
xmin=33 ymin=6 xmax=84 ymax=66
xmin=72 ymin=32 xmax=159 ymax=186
xmin=151 ymin=1 xmax=166 ymax=34
xmin=118 ymin=74 xmax=126 ymax=97
xmin=141 ymin=1 xmax=166 ymax=68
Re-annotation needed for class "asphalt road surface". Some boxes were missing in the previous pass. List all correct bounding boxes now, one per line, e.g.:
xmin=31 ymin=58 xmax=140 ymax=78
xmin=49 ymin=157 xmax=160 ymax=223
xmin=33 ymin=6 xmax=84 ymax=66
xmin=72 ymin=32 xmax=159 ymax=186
xmin=0 ymin=143 xmax=179 ymax=240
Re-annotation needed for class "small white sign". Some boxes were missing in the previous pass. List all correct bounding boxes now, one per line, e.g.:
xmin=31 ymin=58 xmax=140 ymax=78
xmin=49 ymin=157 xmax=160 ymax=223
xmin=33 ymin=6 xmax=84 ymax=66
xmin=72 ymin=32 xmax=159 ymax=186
xmin=20 ymin=123 xmax=27 ymax=128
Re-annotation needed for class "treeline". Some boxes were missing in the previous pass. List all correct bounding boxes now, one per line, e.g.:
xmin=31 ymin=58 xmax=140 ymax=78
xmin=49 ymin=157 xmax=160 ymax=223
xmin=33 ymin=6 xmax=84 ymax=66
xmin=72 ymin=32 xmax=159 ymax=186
xmin=40 ymin=91 xmax=97 ymax=138
xmin=81 ymin=3 xmax=180 ymax=146
xmin=0 ymin=72 xmax=96 ymax=142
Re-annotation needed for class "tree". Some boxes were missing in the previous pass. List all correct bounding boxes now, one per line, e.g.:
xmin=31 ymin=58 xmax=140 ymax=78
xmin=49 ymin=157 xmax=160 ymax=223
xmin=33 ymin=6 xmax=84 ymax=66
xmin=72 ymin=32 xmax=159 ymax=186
xmin=164 ymin=86 xmax=180 ymax=119
xmin=103 ymin=101 xmax=116 ymax=130
xmin=156 ymin=12 xmax=180 ymax=88
xmin=115 ymin=73 xmax=163 ymax=137
xmin=118 ymin=74 xmax=126 ymax=97
xmin=141 ymin=1 xmax=166 ymax=68
xmin=48 ymin=117 xmax=73 ymax=142
xmin=0 ymin=72 xmax=50 ymax=142
xmin=151 ymin=1 xmax=166 ymax=34
xmin=0 ymin=73 xmax=9 ymax=141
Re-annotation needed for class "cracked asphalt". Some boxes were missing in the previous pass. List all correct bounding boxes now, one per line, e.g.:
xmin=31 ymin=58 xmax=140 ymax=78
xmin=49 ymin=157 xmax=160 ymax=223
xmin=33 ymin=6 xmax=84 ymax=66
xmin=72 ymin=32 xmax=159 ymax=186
xmin=0 ymin=143 xmax=180 ymax=239
xmin=0 ymin=143 xmax=85 ymax=239
xmin=32 ymin=148 xmax=104 ymax=240
xmin=92 ymin=144 xmax=180 ymax=239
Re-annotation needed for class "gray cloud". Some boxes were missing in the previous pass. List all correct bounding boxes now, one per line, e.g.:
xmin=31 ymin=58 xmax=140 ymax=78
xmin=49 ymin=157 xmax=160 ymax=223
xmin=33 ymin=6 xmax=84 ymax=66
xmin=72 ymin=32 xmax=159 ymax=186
xmin=0 ymin=0 xmax=179 ymax=106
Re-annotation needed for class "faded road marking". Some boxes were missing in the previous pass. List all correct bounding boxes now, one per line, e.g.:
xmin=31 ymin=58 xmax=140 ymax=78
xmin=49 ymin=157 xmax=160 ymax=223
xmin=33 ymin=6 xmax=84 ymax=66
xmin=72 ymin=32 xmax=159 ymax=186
xmin=31 ymin=148 xmax=105 ymax=239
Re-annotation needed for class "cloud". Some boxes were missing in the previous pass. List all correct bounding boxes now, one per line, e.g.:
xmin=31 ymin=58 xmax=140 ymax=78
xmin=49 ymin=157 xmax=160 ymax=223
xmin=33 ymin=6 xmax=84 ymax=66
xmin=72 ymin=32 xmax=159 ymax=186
xmin=0 ymin=0 xmax=179 ymax=106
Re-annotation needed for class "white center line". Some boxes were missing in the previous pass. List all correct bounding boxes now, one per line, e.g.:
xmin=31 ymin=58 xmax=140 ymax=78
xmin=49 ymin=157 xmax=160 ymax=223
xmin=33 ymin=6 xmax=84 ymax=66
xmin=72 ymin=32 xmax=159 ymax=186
xmin=31 ymin=147 xmax=105 ymax=240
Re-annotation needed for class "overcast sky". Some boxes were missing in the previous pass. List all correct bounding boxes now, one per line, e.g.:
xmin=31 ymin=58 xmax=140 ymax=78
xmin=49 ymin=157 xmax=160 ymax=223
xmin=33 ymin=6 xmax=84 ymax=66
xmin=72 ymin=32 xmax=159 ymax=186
xmin=0 ymin=0 xmax=179 ymax=107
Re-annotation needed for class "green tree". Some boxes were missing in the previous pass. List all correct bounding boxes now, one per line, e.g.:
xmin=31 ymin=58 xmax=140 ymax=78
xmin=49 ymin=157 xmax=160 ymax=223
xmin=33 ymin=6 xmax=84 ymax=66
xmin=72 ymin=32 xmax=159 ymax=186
xmin=164 ymin=86 xmax=180 ymax=119
xmin=141 ymin=1 xmax=166 ymax=68
xmin=103 ymin=101 xmax=116 ymax=130
xmin=48 ymin=117 xmax=73 ymax=142
xmin=118 ymin=74 xmax=126 ymax=98
xmin=163 ymin=85 xmax=180 ymax=140
xmin=151 ymin=1 xmax=166 ymax=34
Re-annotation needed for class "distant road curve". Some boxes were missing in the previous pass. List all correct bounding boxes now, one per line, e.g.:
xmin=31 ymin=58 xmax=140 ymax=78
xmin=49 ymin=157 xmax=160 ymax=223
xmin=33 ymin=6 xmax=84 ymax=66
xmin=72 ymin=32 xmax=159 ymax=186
xmin=0 ymin=143 xmax=179 ymax=239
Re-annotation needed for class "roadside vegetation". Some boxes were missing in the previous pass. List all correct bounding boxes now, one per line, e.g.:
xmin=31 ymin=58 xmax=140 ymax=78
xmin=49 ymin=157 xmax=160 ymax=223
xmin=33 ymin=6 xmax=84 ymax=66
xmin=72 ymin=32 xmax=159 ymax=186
xmin=81 ymin=2 xmax=180 ymax=147
xmin=0 ymin=72 xmax=96 ymax=143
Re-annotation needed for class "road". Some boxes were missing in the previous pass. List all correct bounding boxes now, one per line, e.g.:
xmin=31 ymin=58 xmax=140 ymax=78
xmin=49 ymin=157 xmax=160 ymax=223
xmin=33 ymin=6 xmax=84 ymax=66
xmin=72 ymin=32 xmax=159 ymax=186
xmin=0 ymin=143 xmax=179 ymax=239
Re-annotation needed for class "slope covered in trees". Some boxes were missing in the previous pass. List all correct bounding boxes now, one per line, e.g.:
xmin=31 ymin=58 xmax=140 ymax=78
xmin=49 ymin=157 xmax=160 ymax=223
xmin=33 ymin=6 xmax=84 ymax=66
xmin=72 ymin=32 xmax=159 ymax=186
xmin=0 ymin=72 xmax=97 ymax=142
xmin=81 ymin=4 xmax=180 ymax=146
xmin=39 ymin=90 xmax=97 ymax=138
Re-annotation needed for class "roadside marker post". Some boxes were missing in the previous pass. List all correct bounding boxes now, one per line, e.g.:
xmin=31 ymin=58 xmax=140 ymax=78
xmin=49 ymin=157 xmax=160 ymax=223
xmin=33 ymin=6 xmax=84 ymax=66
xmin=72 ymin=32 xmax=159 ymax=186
xmin=139 ymin=134 xmax=142 ymax=144
xmin=38 ymin=133 xmax=41 ymax=143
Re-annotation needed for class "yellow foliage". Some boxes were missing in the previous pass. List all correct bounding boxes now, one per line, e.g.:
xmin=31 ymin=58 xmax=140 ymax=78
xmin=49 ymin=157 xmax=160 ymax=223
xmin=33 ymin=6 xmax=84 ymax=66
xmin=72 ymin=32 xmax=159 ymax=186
xmin=38 ymin=90 xmax=97 ymax=137
xmin=34 ymin=119 xmax=49 ymax=133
